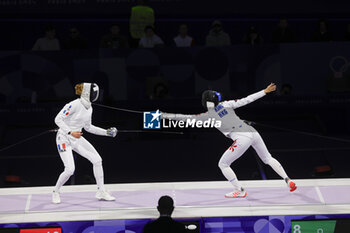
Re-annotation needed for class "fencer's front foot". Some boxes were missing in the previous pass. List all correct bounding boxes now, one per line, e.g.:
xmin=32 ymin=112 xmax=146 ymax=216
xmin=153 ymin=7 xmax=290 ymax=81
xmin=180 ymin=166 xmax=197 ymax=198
xmin=225 ymin=189 xmax=247 ymax=198
xmin=287 ymin=179 xmax=297 ymax=192
xmin=96 ymin=190 xmax=115 ymax=201
xmin=52 ymin=191 xmax=61 ymax=204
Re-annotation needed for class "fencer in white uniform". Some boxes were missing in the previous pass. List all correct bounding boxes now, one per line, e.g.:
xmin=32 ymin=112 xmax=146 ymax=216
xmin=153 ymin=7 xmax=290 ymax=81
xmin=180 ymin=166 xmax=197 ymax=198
xmin=162 ymin=83 xmax=297 ymax=198
xmin=52 ymin=83 xmax=118 ymax=204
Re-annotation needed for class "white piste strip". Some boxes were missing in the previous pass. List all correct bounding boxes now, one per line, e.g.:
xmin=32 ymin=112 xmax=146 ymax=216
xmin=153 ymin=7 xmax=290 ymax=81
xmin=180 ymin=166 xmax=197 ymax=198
xmin=315 ymin=186 xmax=325 ymax=204
xmin=1 ymin=179 xmax=350 ymax=195
xmin=25 ymin=194 xmax=32 ymax=212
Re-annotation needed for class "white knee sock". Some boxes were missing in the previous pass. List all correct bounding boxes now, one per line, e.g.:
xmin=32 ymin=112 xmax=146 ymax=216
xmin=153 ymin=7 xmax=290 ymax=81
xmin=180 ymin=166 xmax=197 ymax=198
xmin=221 ymin=166 xmax=242 ymax=190
xmin=93 ymin=161 xmax=105 ymax=191
xmin=267 ymin=158 xmax=288 ymax=180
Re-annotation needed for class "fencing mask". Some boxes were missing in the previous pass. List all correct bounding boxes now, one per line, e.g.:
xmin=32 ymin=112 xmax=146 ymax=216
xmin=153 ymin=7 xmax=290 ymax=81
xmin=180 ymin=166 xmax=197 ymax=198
xmin=202 ymin=90 xmax=221 ymax=108
xmin=81 ymin=83 xmax=99 ymax=103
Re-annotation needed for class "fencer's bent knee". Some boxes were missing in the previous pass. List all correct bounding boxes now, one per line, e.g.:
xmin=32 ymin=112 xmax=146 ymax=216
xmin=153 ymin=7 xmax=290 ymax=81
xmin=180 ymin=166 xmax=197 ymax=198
xmin=261 ymin=155 xmax=272 ymax=165
xmin=90 ymin=152 xmax=102 ymax=164
xmin=218 ymin=159 xmax=229 ymax=169
xmin=64 ymin=166 xmax=75 ymax=176
xmin=92 ymin=156 xmax=102 ymax=166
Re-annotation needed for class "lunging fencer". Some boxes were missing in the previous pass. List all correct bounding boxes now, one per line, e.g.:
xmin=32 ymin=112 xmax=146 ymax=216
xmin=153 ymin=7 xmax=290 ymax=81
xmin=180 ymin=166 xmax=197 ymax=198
xmin=162 ymin=83 xmax=297 ymax=198
xmin=52 ymin=83 xmax=117 ymax=204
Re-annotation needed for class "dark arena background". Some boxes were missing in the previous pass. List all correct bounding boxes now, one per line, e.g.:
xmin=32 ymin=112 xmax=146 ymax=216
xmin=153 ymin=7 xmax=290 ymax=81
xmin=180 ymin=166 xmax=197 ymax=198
xmin=0 ymin=1 xmax=350 ymax=232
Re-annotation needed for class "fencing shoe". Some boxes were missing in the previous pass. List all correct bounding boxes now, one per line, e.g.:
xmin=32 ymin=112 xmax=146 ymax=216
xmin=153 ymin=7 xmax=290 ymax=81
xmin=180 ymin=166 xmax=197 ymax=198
xmin=225 ymin=188 xmax=247 ymax=198
xmin=287 ymin=179 xmax=297 ymax=192
xmin=52 ymin=191 xmax=61 ymax=204
xmin=96 ymin=190 xmax=115 ymax=201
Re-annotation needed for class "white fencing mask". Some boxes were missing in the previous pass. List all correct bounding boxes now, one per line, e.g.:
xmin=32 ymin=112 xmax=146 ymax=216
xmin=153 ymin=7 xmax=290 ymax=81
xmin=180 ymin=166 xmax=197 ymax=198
xmin=81 ymin=83 xmax=99 ymax=103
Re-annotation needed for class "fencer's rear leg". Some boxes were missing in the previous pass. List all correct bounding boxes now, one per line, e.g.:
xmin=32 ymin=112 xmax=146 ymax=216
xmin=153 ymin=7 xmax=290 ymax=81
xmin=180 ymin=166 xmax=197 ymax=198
xmin=251 ymin=132 xmax=297 ymax=192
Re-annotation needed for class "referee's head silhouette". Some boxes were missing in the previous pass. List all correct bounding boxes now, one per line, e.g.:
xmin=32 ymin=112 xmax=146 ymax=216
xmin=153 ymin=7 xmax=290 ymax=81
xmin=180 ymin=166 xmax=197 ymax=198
xmin=157 ymin=195 xmax=174 ymax=216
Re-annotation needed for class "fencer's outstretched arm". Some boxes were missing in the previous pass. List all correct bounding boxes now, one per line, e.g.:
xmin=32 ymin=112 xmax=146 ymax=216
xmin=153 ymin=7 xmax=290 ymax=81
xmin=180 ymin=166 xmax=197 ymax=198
xmin=162 ymin=112 xmax=210 ymax=121
xmin=226 ymin=83 xmax=276 ymax=109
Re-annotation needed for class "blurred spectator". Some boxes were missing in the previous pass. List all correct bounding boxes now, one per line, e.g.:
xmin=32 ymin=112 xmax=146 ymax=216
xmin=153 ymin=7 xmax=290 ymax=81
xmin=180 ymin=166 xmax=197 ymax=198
xmin=206 ymin=20 xmax=231 ymax=46
xmin=311 ymin=19 xmax=332 ymax=42
xmin=130 ymin=0 xmax=155 ymax=48
xmin=243 ymin=26 xmax=263 ymax=45
xmin=63 ymin=27 xmax=88 ymax=50
xmin=143 ymin=196 xmax=186 ymax=233
xmin=343 ymin=23 xmax=350 ymax=41
xmin=32 ymin=25 xmax=60 ymax=51
xmin=139 ymin=26 xmax=164 ymax=48
xmin=272 ymin=18 xmax=296 ymax=43
xmin=100 ymin=24 xmax=129 ymax=49
xmin=173 ymin=24 xmax=194 ymax=47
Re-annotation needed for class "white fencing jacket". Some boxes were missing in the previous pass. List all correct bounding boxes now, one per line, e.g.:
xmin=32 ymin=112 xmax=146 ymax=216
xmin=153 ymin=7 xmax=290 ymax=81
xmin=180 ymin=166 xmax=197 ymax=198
xmin=162 ymin=90 xmax=266 ymax=138
xmin=55 ymin=98 xmax=107 ymax=137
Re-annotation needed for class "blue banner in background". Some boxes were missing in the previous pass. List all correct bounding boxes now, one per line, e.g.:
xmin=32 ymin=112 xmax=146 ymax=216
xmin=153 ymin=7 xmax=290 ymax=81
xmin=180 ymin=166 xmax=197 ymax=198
xmin=1 ymin=214 xmax=350 ymax=233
